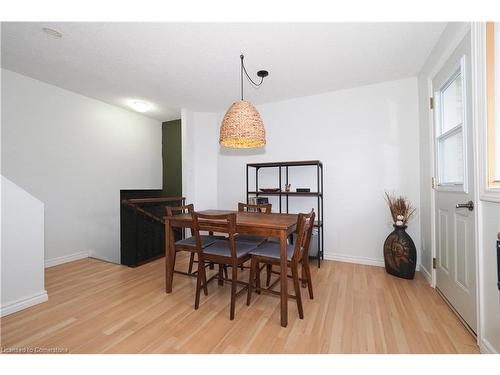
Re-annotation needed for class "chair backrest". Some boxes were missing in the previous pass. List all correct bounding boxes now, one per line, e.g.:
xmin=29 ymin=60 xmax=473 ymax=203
xmin=165 ymin=203 xmax=194 ymax=217
xmin=191 ymin=212 xmax=238 ymax=259
xmin=166 ymin=203 xmax=195 ymax=235
xmin=291 ymin=209 xmax=316 ymax=262
xmin=238 ymin=202 xmax=272 ymax=214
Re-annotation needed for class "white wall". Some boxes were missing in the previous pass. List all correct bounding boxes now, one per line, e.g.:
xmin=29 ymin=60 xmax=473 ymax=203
xmin=1 ymin=69 xmax=162 ymax=264
xmin=417 ymin=23 xmax=470 ymax=279
xmin=184 ymin=78 xmax=421 ymax=266
xmin=1 ymin=176 xmax=47 ymax=316
xmin=181 ymin=109 xmax=218 ymax=210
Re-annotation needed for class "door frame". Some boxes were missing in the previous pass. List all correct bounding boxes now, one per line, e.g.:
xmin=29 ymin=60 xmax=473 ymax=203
xmin=426 ymin=23 xmax=482 ymax=347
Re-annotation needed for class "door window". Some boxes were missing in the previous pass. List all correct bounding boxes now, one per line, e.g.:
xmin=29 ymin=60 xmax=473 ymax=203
xmin=435 ymin=58 xmax=467 ymax=190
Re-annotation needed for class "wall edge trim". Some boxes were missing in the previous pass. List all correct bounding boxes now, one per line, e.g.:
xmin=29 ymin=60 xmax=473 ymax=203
xmin=0 ymin=291 xmax=48 ymax=317
xmin=45 ymin=251 xmax=89 ymax=268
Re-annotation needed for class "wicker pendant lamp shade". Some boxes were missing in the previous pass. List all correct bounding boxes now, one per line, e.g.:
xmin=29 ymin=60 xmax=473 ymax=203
xmin=219 ymin=54 xmax=268 ymax=149
xmin=219 ymin=100 xmax=266 ymax=148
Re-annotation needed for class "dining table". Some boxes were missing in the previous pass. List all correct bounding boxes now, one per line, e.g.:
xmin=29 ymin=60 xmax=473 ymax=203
xmin=164 ymin=209 xmax=298 ymax=327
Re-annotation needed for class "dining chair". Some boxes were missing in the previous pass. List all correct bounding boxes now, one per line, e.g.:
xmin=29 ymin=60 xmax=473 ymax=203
xmin=191 ymin=211 xmax=259 ymax=320
xmin=238 ymin=202 xmax=272 ymax=213
xmin=236 ymin=202 xmax=279 ymax=286
xmin=235 ymin=202 xmax=272 ymax=245
xmin=165 ymin=204 xmax=223 ymax=278
xmin=246 ymin=209 xmax=315 ymax=319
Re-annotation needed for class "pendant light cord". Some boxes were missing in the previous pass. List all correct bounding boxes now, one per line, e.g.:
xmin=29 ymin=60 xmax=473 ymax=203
xmin=240 ymin=54 xmax=265 ymax=100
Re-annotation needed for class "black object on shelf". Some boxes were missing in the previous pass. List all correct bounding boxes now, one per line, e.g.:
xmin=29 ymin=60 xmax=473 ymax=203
xmin=120 ymin=189 xmax=185 ymax=267
xmin=246 ymin=160 xmax=324 ymax=267
xmin=496 ymin=235 xmax=500 ymax=290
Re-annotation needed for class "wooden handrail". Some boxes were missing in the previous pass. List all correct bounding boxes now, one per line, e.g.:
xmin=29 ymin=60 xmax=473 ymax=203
xmin=123 ymin=197 xmax=185 ymax=205
xmin=121 ymin=196 xmax=185 ymax=225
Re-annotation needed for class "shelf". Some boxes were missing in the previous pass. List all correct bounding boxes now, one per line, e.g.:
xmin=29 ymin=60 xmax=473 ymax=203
xmin=246 ymin=160 xmax=324 ymax=266
xmin=247 ymin=160 xmax=323 ymax=168
xmin=248 ymin=191 xmax=322 ymax=197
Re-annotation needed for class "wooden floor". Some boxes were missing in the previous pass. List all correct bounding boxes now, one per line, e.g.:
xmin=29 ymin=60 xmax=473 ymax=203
xmin=0 ymin=255 xmax=479 ymax=354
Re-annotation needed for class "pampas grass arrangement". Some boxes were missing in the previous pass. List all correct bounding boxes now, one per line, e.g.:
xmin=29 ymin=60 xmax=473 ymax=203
xmin=384 ymin=192 xmax=416 ymax=226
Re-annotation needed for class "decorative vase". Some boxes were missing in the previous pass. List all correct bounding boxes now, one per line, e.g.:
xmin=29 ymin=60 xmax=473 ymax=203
xmin=383 ymin=225 xmax=416 ymax=280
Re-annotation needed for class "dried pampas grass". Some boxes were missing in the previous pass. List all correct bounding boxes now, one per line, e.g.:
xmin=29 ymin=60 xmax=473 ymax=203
xmin=384 ymin=192 xmax=416 ymax=226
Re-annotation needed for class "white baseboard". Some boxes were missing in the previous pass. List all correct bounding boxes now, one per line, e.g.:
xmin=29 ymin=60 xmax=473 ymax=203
xmin=0 ymin=291 xmax=48 ymax=317
xmin=324 ymin=253 xmax=421 ymax=271
xmin=324 ymin=253 xmax=385 ymax=267
xmin=419 ymin=265 xmax=433 ymax=285
xmin=480 ymin=338 xmax=498 ymax=354
xmin=88 ymin=251 xmax=119 ymax=265
xmin=45 ymin=251 xmax=89 ymax=268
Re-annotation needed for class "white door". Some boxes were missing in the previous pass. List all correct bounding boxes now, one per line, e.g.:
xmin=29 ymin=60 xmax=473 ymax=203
xmin=433 ymin=33 xmax=477 ymax=333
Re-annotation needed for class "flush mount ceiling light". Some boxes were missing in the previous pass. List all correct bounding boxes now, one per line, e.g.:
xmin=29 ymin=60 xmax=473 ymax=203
xmin=42 ymin=27 xmax=63 ymax=39
xmin=219 ymin=54 xmax=269 ymax=148
xmin=129 ymin=100 xmax=152 ymax=113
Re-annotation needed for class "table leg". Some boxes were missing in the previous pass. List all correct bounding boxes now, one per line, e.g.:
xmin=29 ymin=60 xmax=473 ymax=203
xmin=165 ymin=219 xmax=175 ymax=293
xmin=280 ymin=230 xmax=288 ymax=327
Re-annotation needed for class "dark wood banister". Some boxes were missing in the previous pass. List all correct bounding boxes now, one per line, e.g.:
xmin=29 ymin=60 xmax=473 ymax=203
xmin=121 ymin=197 xmax=185 ymax=225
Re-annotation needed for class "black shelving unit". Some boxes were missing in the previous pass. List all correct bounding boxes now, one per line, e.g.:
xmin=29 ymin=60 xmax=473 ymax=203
xmin=246 ymin=160 xmax=324 ymax=266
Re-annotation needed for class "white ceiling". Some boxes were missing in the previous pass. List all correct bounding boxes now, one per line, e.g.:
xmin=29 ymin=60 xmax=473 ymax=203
xmin=1 ymin=22 xmax=446 ymax=121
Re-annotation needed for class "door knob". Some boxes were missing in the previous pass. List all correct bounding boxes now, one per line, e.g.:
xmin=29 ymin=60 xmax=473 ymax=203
xmin=456 ymin=200 xmax=474 ymax=211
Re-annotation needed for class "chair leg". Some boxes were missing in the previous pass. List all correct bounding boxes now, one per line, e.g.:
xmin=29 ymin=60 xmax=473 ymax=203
xmin=194 ymin=258 xmax=203 ymax=310
xmin=188 ymin=252 xmax=195 ymax=275
xmin=255 ymin=261 xmax=261 ymax=295
xmin=230 ymin=264 xmax=238 ymax=320
xmin=266 ymin=264 xmax=272 ymax=287
xmin=173 ymin=250 xmax=177 ymax=273
xmin=304 ymin=259 xmax=314 ymax=299
xmin=291 ymin=263 xmax=304 ymax=319
xmin=218 ymin=264 xmax=224 ymax=286
xmin=247 ymin=257 xmax=256 ymax=306
xmin=301 ymin=259 xmax=307 ymax=288
xmin=223 ymin=265 xmax=228 ymax=279
xmin=201 ymin=260 xmax=208 ymax=296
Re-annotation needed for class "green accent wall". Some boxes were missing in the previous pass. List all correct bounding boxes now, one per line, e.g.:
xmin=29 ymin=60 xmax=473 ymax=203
xmin=162 ymin=119 xmax=182 ymax=197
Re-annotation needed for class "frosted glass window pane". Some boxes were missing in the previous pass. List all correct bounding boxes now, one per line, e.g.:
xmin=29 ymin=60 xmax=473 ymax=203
xmin=440 ymin=131 xmax=464 ymax=184
xmin=441 ymin=74 xmax=463 ymax=133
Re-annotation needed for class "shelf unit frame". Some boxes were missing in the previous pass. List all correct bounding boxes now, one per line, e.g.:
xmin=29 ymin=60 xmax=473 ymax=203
xmin=246 ymin=160 xmax=324 ymax=266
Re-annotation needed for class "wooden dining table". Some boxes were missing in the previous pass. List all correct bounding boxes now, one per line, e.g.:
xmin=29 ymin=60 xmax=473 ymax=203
xmin=164 ymin=209 xmax=298 ymax=327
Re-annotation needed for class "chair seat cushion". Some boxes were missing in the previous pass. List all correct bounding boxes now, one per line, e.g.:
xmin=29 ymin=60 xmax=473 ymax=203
xmin=203 ymin=240 xmax=257 ymax=258
xmin=235 ymin=234 xmax=267 ymax=245
xmin=175 ymin=235 xmax=221 ymax=249
xmin=249 ymin=242 xmax=295 ymax=261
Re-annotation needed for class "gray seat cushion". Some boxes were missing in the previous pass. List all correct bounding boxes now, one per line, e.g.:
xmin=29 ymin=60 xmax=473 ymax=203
xmin=203 ymin=240 xmax=257 ymax=258
xmin=249 ymin=242 xmax=296 ymax=261
xmin=175 ymin=235 xmax=220 ymax=249
xmin=235 ymin=234 xmax=267 ymax=245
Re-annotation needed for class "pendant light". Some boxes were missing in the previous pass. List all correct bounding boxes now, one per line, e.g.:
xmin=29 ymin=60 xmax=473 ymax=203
xmin=219 ymin=54 xmax=269 ymax=148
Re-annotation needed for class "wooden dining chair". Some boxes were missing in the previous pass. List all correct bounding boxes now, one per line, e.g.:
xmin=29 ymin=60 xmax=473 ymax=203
xmin=246 ymin=209 xmax=315 ymax=319
xmin=238 ymin=202 xmax=272 ymax=213
xmin=235 ymin=202 xmax=272 ymax=245
xmin=191 ymin=211 xmax=259 ymax=320
xmin=238 ymin=201 xmax=280 ymax=279
xmin=165 ymin=204 xmax=223 ymax=278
